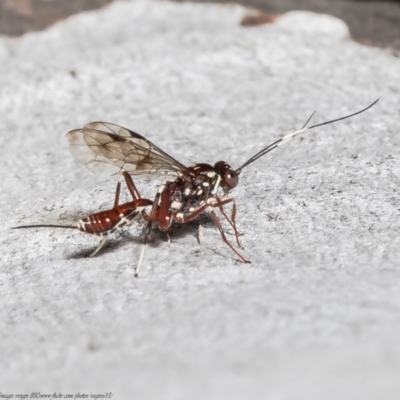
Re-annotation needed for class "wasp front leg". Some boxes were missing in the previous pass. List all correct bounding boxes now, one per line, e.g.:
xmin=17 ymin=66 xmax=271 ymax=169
xmin=175 ymin=199 xmax=250 ymax=264
xmin=215 ymin=196 xmax=243 ymax=249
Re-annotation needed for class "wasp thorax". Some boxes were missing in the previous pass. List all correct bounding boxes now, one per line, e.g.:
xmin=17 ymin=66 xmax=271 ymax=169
xmin=214 ymin=161 xmax=239 ymax=193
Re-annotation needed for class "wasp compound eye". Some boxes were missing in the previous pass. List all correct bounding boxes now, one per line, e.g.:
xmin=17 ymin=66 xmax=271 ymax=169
xmin=214 ymin=161 xmax=239 ymax=191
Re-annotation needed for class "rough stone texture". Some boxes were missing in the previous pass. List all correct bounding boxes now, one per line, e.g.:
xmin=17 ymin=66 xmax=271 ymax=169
xmin=224 ymin=0 xmax=400 ymax=51
xmin=2 ymin=0 xmax=400 ymax=52
xmin=0 ymin=0 xmax=112 ymax=36
xmin=0 ymin=1 xmax=399 ymax=398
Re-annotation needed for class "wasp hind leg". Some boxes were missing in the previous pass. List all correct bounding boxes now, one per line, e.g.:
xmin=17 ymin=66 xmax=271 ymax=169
xmin=134 ymin=191 xmax=162 ymax=278
xmin=89 ymin=235 xmax=109 ymax=257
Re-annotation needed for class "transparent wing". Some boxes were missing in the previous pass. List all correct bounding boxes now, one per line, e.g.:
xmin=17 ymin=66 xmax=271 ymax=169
xmin=66 ymin=121 xmax=188 ymax=176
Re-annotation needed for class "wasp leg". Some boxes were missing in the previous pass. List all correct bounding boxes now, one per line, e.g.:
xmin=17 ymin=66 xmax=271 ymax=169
xmin=140 ymin=209 xmax=150 ymax=222
xmin=215 ymin=196 xmax=243 ymax=249
xmin=89 ymin=235 xmax=108 ymax=257
xmin=122 ymin=171 xmax=142 ymax=201
xmin=113 ymin=171 xmax=143 ymax=207
xmin=113 ymin=174 xmax=124 ymax=207
xmin=209 ymin=210 xmax=250 ymax=264
xmin=135 ymin=192 xmax=161 ymax=278
xmin=177 ymin=199 xmax=249 ymax=264
xmin=121 ymin=171 xmax=150 ymax=223
xmin=197 ymin=223 xmax=204 ymax=245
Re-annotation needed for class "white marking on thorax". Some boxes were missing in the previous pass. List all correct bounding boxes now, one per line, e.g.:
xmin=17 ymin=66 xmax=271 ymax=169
xmin=171 ymin=200 xmax=182 ymax=210
xmin=211 ymin=175 xmax=221 ymax=195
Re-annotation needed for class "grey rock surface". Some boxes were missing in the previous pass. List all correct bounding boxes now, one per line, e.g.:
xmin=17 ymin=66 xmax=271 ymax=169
xmin=0 ymin=1 xmax=399 ymax=398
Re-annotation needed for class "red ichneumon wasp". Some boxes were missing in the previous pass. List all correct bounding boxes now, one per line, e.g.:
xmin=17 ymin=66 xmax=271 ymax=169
xmin=14 ymin=99 xmax=378 ymax=276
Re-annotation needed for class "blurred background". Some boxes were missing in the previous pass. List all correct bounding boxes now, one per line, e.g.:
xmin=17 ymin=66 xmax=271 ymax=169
xmin=1 ymin=0 xmax=400 ymax=51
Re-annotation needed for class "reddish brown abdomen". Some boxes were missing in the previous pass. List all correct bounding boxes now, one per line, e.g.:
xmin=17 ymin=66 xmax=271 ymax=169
xmin=79 ymin=209 xmax=121 ymax=234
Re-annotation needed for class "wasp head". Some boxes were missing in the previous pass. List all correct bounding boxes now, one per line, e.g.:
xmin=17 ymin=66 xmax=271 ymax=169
xmin=214 ymin=161 xmax=240 ymax=193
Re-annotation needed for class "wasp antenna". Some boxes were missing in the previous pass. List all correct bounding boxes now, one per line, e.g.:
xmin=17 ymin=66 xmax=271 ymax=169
xmin=236 ymin=99 xmax=379 ymax=172
xmin=307 ymin=99 xmax=379 ymax=130
xmin=301 ymin=111 xmax=316 ymax=130
xmin=12 ymin=224 xmax=77 ymax=230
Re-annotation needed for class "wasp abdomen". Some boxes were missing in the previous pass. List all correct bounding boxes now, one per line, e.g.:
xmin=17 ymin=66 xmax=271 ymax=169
xmin=77 ymin=199 xmax=152 ymax=235
xmin=78 ymin=209 xmax=121 ymax=235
